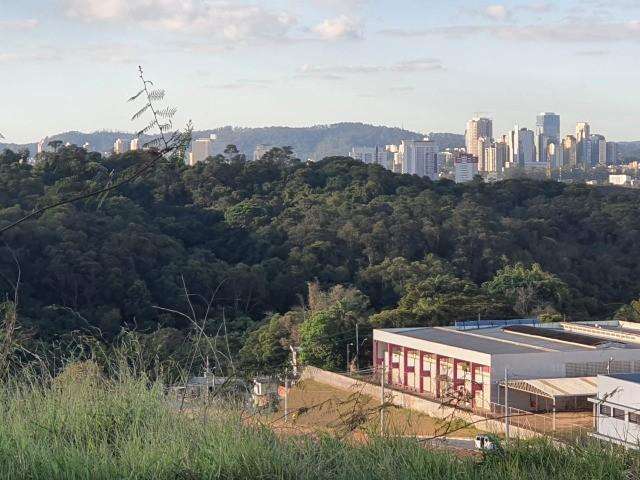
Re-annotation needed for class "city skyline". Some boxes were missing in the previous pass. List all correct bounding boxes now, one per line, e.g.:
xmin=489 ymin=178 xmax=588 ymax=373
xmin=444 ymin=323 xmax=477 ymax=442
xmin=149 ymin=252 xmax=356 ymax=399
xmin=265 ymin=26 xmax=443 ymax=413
xmin=4 ymin=0 xmax=640 ymax=143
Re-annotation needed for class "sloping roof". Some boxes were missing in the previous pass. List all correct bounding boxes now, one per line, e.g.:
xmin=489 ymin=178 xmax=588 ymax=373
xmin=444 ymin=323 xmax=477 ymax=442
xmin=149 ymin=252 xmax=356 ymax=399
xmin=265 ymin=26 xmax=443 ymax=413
xmin=500 ymin=377 xmax=598 ymax=399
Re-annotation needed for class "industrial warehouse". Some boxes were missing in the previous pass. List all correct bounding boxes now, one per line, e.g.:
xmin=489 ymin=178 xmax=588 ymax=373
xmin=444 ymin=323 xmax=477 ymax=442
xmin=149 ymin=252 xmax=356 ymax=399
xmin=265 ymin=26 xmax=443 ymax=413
xmin=372 ymin=319 xmax=640 ymax=417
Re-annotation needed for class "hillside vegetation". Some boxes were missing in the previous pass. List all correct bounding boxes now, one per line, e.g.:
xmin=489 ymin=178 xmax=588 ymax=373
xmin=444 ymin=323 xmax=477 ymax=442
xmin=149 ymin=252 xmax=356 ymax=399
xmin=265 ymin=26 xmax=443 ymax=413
xmin=0 ymin=360 xmax=636 ymax=480
xmin=0 ymin=146 xmax=639 ymax=373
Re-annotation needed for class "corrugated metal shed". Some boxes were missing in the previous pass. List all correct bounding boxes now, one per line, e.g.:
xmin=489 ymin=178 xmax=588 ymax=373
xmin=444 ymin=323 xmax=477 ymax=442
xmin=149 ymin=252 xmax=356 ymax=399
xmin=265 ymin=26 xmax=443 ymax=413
xmin=500 ymin=377 xmax=598 ymax=399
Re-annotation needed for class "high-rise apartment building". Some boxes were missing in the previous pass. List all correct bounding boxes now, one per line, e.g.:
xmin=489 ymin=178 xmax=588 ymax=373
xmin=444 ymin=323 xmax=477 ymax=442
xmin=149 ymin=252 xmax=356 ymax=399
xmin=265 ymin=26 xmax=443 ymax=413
xmin=477 ymin=137 xmax=490 ymax=172
xmin=485 ymin=137 xmax=509 ymax=173
xmin=606 ymin=142 xmax=619 ymax=165
xmin=575 ymin=122 xmax=592 ymax=167
xmin=113 ymin=138 xmax=128 ymax=155
xmin=590 ymin=134 xmax=606 ymax=166
xmin=385 ymin=144 xmax=403 ymax=173
xmin=349 ymin=146 xmax=393 ymax=170
xmin=189 ymin=135 xmax=215 ymax=166
xmin=130 ymin=138 xmax=140 ymax=151
xmin=37 ymin=139 xmax=46 ymax=154
xmin=536 ymin=112 xmax=561 ymax=139
xmin=509 ymin=126 xmax=535 ymax=167
xmin=519 ymin=128 xmax=536 ymax=165
xmin=349 ymin=147 xmax=376 ymax=164
xmin=454 ymin=152 xmax=479 ymax=183
xmin=82 ymin=142 xmax=92 ymax=152
xmin=576 ymin=122 xmax=591 ymax=142
xmin=546 ymin=141 xmax=562 ymax=169
xmin=562 ymin=135 xmax=577 ymax=169
xmin=465 ymin=117 xmax=493 ymax=158
xmin=400 ymin=138 xmax=439 ymax=180
xmin=536 ymin=113 xmax=560 ymax=163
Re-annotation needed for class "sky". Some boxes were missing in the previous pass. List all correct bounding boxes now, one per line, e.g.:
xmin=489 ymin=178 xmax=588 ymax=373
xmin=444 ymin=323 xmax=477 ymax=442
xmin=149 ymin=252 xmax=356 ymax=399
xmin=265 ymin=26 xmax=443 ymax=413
xmin=2 ymin=0 xmax=640 ymax=143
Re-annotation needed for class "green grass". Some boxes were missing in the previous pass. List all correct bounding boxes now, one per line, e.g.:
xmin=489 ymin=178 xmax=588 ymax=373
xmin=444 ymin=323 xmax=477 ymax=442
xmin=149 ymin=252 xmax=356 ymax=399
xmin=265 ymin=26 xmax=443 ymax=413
xmin=0 ymin=363 xmax=637 ymax=479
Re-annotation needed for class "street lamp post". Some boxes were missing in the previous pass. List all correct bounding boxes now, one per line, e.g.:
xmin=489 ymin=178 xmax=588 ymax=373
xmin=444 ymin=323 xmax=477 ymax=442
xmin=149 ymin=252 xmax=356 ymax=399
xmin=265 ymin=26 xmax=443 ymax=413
xmin=347 ymin=343 xmax=354 ymax=375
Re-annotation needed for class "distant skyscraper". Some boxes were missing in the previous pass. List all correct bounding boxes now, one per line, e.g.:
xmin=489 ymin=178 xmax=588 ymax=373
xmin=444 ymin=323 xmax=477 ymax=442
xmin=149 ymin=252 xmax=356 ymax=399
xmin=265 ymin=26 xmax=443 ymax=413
xmin=575 ymin=122 xmax=592 ymax=168
xmin=400 ymin=138 xmax=439 ymax=180
xmin=562 ymin=135 xmax=577 ymax=169
xmin=113 ymin=138 xmax=127 ymax=155
xmin=37 ymin=139 xmax=46 ymax=154
xmin=189 ymin=136 xmax=215 ymax=166
xmin=508 ymin=126 xmax=519 ymax=166
xmin=536 ymin=112 xmax=561 ymax=139
xmin=546 ymin=141 xmax=562 ymax=169
xmin=576 ymin=122 xmax=591 ymax=142
xmin=349 ymin=147 xmax=376 ymax=164
xmin=130 ymin=138 xmax=140 ymax=151
xmin=465 ymin=117 xmax=493 ymax=158
xmin=486 ymin=137 xmax=509 ymax=173
xmin=536 ymin=113 xmax=560 ymax=163
xmin=518 ymin=128 xmax=535 ymax=165
xmin=477 ymin=136 xmax=490 ymax=172
xmin=349 ymin=146 xmax=393 ymax=170
xmin=385 ymin=144 xmax=402 ymax=173
xmin=82 ymin=142 xmax=92 ymax=152
xmin=606 ymin=142 xmax=619 ymax=165
xmin=509 ymin=126 xmax=534 ymax=167
xmin=454 ymin=152 xmax=478 ymax=183
xmin=590 ymin=134 xmax=606 ymax=166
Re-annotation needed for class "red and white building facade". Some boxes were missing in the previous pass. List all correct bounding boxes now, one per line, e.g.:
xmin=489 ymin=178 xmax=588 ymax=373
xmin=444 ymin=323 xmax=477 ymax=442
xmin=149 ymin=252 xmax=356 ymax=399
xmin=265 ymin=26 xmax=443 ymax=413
xmin=373 ymin=322 xmax=640 ymax=413
xmin=373 ymin=327 xmax=492 ymax=410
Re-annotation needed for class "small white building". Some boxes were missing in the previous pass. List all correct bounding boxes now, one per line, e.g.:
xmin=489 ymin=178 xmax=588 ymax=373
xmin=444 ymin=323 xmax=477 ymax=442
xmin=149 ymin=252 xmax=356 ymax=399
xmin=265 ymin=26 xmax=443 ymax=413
xmin=609 ymin=174 xmax=632 ymax=187
xmin=254 ymin=144 xmax=274 ymax=161
xmin=590 ymin=373 xmax=640 ymax=449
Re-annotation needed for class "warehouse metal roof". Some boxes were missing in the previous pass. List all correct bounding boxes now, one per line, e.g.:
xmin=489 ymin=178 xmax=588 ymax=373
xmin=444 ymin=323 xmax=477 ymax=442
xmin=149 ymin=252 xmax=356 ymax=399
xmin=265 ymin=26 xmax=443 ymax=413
xmin=394 ymin=327 xmax=544 ymax=354
xmin=500 ymin=377 xmax=598 ymax=399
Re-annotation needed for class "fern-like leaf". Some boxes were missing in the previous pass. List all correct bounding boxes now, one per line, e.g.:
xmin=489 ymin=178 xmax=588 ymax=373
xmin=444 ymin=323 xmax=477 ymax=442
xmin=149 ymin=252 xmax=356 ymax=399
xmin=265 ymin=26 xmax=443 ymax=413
xmin=128 ymin=89 xmax=145 ymax=102
xmin=131 ymin=103 xmax=151 ymax=121
xmin=148 ymin=89 xmax=165 ymax=101
xmin=157 ymin=107 xmax=177 ymax=119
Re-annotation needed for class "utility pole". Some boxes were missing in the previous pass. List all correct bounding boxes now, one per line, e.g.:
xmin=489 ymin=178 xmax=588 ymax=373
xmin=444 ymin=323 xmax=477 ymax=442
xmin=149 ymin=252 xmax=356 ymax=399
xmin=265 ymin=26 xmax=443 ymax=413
xmin=355 ymin=324 xmax=359 ymax=370
xmin=347 ymin=343 xmax=354 ymax=375
xmin=504 ymin=367 xmax=510 ymax=444
xmin=380 ymin=361 xmax=386 ymax=436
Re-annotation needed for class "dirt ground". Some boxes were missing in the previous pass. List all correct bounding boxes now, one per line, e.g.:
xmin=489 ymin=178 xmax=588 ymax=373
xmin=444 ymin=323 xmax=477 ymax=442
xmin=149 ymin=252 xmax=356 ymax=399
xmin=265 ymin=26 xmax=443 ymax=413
xmin=260 ymin=379 xmax=480 ymax=439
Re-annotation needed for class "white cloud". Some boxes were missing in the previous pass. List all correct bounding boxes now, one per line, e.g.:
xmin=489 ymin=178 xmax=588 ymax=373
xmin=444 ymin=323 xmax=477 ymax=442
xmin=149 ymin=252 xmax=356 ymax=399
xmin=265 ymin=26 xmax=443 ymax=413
xmin=208 ymin=79 xmax=273 ymax=90
xmin=312 ymin=15 xmax=361 ymax=40
xmin=0 ymin=19 xmax=39 ymax=30
xmin=381 ymin=20 xmax=640 ymax=43
xmin=484 ymin=5 xmax=510 ymax=21
xmin=63 ymin=0 xmax=297 ymax=41
xmin=299 ymin=58 xmax=443 ymax=79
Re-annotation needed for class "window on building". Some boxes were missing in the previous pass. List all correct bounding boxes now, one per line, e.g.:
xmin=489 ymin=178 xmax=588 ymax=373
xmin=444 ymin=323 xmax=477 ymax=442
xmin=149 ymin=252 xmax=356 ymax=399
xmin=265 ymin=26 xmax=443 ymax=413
xmin=600 ymin=405 xmax=611 ymax=417
xmin=629 ymin=412 xmax=640 ymax=425
xmin=613 ymin=408 xmax=625 ymax=420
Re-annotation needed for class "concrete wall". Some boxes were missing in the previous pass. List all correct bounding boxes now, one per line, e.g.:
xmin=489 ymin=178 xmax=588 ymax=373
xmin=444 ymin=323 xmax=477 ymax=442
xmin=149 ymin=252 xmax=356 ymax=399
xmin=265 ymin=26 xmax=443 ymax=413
xmin=301 ymin=366 xmax=539 ymax=439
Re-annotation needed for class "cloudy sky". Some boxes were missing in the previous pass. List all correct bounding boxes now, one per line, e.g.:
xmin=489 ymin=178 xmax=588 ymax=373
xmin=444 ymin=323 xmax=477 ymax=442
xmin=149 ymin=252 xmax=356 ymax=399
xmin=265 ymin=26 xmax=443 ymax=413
xmin=3 ymin=0 xmax=640 ymax=143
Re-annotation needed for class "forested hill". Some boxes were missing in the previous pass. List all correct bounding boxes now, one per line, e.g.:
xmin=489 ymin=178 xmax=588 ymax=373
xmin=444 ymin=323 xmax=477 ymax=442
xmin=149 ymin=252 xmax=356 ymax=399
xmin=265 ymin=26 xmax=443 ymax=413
xmin=0 ymin=147 xmax=639 ymax=371
xmin=0 ymin=123 xmax=465 ymax=160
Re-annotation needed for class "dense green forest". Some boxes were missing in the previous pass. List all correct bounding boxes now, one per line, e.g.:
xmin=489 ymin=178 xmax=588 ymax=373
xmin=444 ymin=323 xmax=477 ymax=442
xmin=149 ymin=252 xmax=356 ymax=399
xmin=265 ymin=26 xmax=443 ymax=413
xmin=0 ymin=146 xmax=639 ymax=374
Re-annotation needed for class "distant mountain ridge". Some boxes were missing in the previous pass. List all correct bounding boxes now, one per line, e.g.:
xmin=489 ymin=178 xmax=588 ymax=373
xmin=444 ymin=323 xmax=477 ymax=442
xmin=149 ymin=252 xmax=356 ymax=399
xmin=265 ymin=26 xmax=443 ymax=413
xmin=5 ymin=123 xmax=640 ymax=161
xmin=0 ymin=123 xmax=465 ymax=160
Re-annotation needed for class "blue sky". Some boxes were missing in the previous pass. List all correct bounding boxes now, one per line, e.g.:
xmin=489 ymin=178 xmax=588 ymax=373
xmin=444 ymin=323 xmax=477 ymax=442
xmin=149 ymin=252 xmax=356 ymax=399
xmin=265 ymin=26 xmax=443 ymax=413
xmin=3 ymin=0 xmax=640 ymax=143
